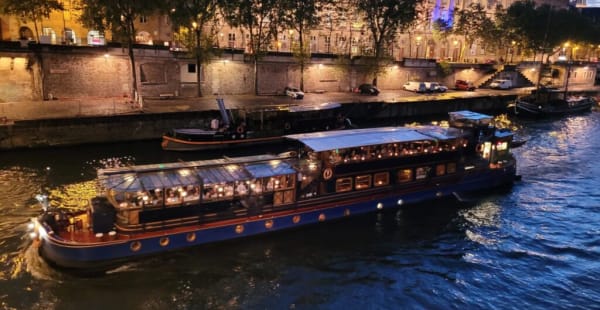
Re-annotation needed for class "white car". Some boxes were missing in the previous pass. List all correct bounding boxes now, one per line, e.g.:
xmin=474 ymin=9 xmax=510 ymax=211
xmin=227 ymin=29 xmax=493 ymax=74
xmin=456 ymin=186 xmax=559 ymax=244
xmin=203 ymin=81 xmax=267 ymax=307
xmin=285 ymin=87 xmax=304 ymax=99
xmin=489 ymin=79 xmax=512 ymax=89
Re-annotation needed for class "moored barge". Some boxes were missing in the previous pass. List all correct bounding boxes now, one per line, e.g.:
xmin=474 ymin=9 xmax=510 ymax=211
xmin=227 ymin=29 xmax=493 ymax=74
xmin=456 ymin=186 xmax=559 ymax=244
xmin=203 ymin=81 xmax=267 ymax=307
xmin=30 ymin=111 xmax=518 ymax=271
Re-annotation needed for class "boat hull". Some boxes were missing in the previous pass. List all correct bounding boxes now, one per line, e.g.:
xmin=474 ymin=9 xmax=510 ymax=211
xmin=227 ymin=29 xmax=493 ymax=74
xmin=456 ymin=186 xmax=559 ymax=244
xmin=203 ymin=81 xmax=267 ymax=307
xmin=514 ymin=98 xmax=593 ymax=117
xmin=161 ymin=134 xmax=283 ymax=151
xmin=36 ymin=163 xmax=516 ymax=271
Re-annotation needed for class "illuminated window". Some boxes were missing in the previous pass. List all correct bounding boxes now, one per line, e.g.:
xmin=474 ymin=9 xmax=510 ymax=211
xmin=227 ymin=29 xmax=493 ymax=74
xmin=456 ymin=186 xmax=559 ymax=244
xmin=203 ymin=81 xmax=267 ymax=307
xmin=447 ymin=163 xmax=457 ymax=174
xmin=436 ymin=164 xmax=446 ymax=176
xmin=336 ymin=178 xmax=353 ymax=192
xmin=416 ymin=167 xmax=429 ymax=180
xmin=355 ymin=175 xmax=372 ymax=190
xmin=374 ymin=172 xmax=389 ymax=187
xmin=397 ymin=169 xmax=413 ymax=183
xmin=496 ymin=141 xmax=508 ymax=151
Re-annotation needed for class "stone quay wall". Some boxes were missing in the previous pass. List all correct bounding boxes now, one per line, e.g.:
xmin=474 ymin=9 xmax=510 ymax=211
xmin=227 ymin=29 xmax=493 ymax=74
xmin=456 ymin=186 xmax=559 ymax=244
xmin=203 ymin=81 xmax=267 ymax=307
xmin=0 ymin=96 xmax=514 ymax=150
xmin=0 ymin=45 xmax=496 ymax=103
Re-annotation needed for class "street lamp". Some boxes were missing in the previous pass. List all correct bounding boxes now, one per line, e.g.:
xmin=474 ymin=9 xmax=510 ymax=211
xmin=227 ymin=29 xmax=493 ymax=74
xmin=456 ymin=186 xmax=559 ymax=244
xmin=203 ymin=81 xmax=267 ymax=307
xmin=289 ymin=29 xmax=294 ymax=52
xmin=453 ymin=40 xmax=459 ymax=62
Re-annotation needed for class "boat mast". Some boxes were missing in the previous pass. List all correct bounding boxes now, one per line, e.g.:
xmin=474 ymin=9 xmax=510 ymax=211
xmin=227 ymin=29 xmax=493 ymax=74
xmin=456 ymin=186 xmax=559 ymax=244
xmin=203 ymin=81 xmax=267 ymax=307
xmin=535 ymin=6 xmax=553 ymax=101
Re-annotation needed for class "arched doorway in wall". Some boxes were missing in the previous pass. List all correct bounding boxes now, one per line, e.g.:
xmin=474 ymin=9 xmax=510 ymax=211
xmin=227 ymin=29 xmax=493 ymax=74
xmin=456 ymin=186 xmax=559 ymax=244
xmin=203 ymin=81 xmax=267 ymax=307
xmin=19 ymin=27 xmax=34 ymax=40
xmin=136 ymin=31 xmax=152 ymax=44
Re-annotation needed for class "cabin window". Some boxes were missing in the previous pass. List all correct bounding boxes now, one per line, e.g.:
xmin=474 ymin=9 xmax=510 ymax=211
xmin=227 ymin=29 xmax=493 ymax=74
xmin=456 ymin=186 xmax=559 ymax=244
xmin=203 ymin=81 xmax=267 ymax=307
xmin=250 ymin=179 xmax=263 ymax=194
xmin=182 ymin=185 xmax=200 ymax=204
xmin=355 ymin=175 xmax=372 ymax=190
xmin=416 ymin=167 xmax=430 ymax=180
xmin=335 ymin=177 xmax=353 ymax=192
xmin=203 ymin=183 xmax=234 ymax=201
xmin=397 ymin=169 xmax=413 ymax=183
xmin=496 ymin=141 xmax=508 ymax=151
xmin=166 ymin=187 xmax=183 ymax=206
xmin=447 ymin=163 xmax=457 ymax=174
xmin=374 ymin=172 xmax=389 ymax=187
xmin=436 ymin=164 xmax=446 ymax=176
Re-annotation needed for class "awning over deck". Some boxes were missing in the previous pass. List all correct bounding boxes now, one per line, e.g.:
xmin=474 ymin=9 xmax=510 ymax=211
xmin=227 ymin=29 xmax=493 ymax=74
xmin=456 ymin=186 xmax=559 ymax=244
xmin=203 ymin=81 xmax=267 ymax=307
xmin=285 ymin=126 xmax=457 ymax=152
xmin=99 ymin=158 xmax=296 ymax=192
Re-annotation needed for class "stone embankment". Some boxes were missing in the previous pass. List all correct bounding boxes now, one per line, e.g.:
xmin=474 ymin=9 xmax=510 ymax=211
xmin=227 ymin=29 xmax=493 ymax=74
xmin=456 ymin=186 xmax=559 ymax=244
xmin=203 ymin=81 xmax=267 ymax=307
xmin=0 ymin=90 xmax=525 ymax=150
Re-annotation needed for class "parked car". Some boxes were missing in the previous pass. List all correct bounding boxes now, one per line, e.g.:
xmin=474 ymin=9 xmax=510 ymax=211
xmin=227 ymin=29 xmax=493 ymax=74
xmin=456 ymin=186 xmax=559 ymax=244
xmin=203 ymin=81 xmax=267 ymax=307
xmin=403 ymin=81 xmax=427 ymax=93
xmin=489 ymin=79 xmax=512 ymax=89
xmin=455 ymin=80 xmax=476 ymax=91
xmin=285 ymin=86 xmax=304 ymax=99
xmin=358 ymin=83 xmax=380 ymax=95
xmin=425 ymin=82 xmax=448 ymax=93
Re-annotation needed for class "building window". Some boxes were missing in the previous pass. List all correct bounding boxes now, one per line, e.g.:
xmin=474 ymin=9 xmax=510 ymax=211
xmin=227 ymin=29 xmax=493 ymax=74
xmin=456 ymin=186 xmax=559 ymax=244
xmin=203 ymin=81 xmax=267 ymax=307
xmin=355 ymin=175 xmax=371 ymax=190
xmin=140 ymin=15 xmax=148 ymax=23
xmin=188 ymin=63 xmax=196 ymax=73
xmin=336 ymin=178 xmax=353 ymax=192
xmin=374 ymin=172 xmax=389 ymax=187
xmin=397 ymin=169 xmax=413 ymax=183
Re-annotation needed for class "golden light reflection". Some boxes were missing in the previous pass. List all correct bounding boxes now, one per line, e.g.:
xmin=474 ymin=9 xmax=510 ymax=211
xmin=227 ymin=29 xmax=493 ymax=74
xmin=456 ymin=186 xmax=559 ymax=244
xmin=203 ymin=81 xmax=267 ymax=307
xmin=47 ymin=180 xmax=98 ymax=211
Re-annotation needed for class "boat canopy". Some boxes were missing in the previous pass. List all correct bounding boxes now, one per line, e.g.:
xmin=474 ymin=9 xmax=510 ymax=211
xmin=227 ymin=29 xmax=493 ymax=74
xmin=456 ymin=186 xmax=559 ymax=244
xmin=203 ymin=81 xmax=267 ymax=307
xmin=449 ymin=110 xmax=491 ymax=121
xmin=98 ymin=155 xmax=294 ymax=192
xmin=285 ymin=126 xmax=460 ymax=152
xmin=287 ymin=102 xmax=341 ymax=112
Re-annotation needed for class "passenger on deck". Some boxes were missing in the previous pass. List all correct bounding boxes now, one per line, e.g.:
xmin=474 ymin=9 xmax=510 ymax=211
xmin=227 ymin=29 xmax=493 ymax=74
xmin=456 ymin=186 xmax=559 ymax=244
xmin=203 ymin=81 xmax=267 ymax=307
xmin=236 ymin=182 xmax=248 ymax=195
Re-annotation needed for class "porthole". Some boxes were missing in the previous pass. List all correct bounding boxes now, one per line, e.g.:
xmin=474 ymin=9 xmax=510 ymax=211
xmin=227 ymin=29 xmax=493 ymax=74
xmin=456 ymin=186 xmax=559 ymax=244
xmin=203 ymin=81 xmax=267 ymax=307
xmin=130 ymin=241 xmax=142 ymax=252
xmin=265 ymin=220 xmax=274 ymax=229
xmin=159 ymin=237 xmax=170 ymax=247
xmin=186 ymin=232 xmax=196 ymax=242
xmin=318 ymin=213 xmax=326 ymax=222
xmin=235 ymin=224 xmax=244 ymax=234
xmin=292 ymin=215 xmax=301 ymax=224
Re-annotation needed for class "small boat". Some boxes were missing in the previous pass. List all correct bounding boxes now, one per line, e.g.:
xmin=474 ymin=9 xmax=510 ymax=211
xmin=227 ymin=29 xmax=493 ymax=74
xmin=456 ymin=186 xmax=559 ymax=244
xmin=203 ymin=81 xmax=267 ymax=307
xmin=514 ymin=87 xmax=595 ymax=117
xmin=30 ymin=110 xmax=518 ymax=272
xmin=161 ymin=99 xmax=351 ymax=151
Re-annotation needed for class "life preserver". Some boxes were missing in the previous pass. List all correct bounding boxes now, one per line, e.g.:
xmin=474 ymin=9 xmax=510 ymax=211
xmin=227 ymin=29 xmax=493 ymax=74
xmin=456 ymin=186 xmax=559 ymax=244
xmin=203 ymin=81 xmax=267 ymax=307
xmin=237 ymin=125 xmax=245 ymax=134
xmin=323 ymin=168 xmax=333 ymax=180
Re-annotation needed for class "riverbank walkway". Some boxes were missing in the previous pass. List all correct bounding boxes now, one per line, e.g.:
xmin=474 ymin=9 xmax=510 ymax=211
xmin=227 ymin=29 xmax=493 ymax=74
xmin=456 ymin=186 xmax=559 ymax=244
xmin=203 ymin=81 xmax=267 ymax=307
xmin=1 ymin=86 xmax=597 ymax=122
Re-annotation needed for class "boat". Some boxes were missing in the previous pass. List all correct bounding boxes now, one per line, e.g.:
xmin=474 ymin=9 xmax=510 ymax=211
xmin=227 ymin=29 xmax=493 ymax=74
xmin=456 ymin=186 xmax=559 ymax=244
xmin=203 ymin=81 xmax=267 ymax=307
xmin=514 ymin=87 xmax=595 ymax=117
xmin=161 ymin=99 xmax=352 ymax=151
xmin=29 ymin=110 xmax=518 ymax=272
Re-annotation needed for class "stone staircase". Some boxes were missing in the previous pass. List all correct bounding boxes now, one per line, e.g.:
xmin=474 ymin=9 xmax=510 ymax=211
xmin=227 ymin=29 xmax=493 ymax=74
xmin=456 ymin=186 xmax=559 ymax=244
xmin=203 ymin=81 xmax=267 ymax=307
xmin=477 ymin=64 xmax=536 ymax=88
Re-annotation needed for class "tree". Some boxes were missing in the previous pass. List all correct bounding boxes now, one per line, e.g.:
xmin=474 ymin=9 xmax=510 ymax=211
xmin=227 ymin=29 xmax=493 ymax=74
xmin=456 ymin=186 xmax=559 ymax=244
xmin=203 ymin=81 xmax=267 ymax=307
xmin=1 ymin=0 xmax=63 ymax=42
xmin=355 ymin=0 xmax=418 ymax=86
xmin=281 ymin=0 xmax=330 ymax=91
xmin=79 ymin=0 xmax=160 ymax=100
xmin=221 ymin=0 xmax=280 ymax=95
xmin=453 ymin=3 xmax=491 ymax=61
xmin=167 ymin=0 xmax=219 ymax=97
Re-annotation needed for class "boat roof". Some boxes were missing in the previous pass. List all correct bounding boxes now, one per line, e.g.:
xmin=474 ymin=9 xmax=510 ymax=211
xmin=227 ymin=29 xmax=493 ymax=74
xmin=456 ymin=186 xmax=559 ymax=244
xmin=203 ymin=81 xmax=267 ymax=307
xmin=98 ymin=155 xmax=295 ymax=192
xmin=285 ymin=126 xmax=464 ymax=152
xmin=449 ymin=110 xmax=492 ymax=121
xmin=287 ymin=102 xmax=341 ymax=112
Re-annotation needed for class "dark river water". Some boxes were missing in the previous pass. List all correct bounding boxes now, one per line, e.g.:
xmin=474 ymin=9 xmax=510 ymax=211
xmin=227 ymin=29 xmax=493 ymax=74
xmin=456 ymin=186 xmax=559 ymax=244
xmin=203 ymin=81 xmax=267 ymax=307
xmin=1 ymin=112 xmax=599 ymax=309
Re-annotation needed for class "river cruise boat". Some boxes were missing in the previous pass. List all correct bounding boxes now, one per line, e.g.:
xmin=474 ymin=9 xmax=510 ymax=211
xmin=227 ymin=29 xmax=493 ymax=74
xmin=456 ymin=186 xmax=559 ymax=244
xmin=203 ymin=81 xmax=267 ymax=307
xmin=161 ymin=99 xmax=352 ymax=151
xmin=30 ymin=111 xmax=518 ymax=271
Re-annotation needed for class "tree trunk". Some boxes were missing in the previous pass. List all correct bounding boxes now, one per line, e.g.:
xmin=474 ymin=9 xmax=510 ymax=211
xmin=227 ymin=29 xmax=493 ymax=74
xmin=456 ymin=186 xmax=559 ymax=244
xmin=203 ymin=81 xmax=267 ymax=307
xmin=253 ymin=58 xmax=259 ymax=95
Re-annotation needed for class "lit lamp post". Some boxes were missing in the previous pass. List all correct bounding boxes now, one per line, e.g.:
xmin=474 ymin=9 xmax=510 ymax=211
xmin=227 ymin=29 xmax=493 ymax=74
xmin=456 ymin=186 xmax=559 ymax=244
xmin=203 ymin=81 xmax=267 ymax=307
xmin=289 ymin=29 xmax=294 ymax=52
xmin=415 ymin=36 xmax=422 ymax=58
xmin=453 ymin=40 xmax=459 ymax=62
